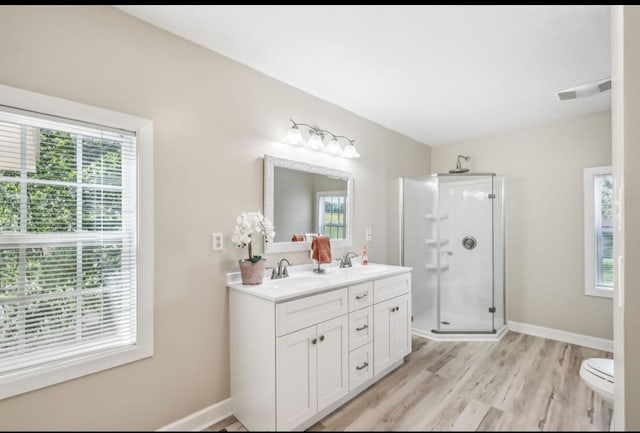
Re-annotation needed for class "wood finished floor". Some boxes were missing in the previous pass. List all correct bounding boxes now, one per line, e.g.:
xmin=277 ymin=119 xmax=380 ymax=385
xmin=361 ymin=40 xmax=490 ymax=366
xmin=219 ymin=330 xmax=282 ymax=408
xmin=206 ymin=332 xmax=612 ymax=431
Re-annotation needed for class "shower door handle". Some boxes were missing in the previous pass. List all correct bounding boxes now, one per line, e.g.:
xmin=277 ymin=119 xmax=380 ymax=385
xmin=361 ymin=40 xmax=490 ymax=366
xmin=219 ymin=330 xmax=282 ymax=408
xmin=441 ymin=251 xmax=453 ymax=256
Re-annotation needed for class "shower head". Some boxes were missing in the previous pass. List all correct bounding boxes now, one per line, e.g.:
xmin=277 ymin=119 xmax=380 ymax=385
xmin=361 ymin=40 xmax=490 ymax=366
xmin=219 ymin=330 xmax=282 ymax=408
xmin=449 ymin=155 xmax=470 ymax=174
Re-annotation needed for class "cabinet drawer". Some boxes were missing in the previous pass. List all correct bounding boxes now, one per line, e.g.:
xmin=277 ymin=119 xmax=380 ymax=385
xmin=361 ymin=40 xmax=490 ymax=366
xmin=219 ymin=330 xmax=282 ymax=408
xmin=348 ymin=282 xmax=373 ymax=312
xmin=373 ymin=273 xmax=411 ymax=303
xmin=349 ymin=306 xmax=373 ymax=351
xmin=276 ymin=288 xmax=348 ymax=337
xmin=349 ymin=342 xmax=373 ymax=391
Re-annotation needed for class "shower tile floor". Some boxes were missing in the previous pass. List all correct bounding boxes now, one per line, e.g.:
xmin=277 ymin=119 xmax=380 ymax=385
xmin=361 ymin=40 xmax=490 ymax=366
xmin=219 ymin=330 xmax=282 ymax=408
xmin=413 ymin=309 xmax=499 ymax=334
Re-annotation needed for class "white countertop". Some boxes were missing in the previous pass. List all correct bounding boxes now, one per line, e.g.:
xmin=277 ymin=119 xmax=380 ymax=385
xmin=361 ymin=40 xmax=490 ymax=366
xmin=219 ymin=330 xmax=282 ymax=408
xmin=226 ymin=262 xmax=412 ymax=303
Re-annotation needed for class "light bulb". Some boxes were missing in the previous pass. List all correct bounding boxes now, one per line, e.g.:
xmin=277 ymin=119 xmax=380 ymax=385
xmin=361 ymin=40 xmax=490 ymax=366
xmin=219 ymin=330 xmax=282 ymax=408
xmin=326 ymin=138 xmax=342 ymax=156
xmin=307 ymin=133 xmax=324 ymax=151
xmin=285 ymin=125 xmax=303 ymax=145
xmin=343 ymin=144 xmax=360 ymax=158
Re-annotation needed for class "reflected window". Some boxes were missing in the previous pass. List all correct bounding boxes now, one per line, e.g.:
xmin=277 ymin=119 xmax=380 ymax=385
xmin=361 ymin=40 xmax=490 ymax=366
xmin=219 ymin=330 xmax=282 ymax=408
xmin=317 ymin=191 xmax=346 ymax=239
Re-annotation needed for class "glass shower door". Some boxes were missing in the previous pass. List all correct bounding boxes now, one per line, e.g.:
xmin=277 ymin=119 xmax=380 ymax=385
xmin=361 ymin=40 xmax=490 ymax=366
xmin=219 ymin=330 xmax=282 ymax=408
xmin=435 ymin=175 xmax=495 ymax=333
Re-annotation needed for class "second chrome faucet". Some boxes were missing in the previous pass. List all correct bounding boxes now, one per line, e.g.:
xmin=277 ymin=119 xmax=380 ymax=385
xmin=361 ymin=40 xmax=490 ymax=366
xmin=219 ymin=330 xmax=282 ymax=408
xmin=339 ymin=251 xmax=359 ymax=268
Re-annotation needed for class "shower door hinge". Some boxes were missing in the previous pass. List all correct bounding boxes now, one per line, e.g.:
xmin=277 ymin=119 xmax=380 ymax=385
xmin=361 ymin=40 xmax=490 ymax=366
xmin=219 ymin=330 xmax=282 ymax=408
xmin=487 ymin=193 xmax=496 ymax=199
xmin=488 ymin=306 xmax=496 ymax=313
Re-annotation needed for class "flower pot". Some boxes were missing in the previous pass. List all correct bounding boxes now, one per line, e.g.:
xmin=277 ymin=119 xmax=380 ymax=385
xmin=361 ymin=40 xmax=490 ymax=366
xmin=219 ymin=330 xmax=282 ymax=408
xmin=238 ymin=258 xmax=267 ymax=285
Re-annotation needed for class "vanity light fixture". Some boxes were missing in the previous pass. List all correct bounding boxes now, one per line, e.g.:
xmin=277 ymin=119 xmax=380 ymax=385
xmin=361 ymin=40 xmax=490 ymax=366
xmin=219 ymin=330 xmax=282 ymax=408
xmin=284 ymin=123 xmax=303 ymax=145
xmin=284 ymin=119 xmax=360 ymax=158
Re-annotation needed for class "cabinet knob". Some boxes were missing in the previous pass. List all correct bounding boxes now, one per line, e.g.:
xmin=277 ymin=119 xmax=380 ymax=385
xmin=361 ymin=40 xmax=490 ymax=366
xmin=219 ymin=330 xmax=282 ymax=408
xmin=355 ymin=324 xmax=368 ymax=331
xmin=319 ymin=335 xmax=325 ymax=342
xmin=311 ymin=338 xmax=317 ymax=345
xmin=356 ymin=362 xmax=369 ymax=371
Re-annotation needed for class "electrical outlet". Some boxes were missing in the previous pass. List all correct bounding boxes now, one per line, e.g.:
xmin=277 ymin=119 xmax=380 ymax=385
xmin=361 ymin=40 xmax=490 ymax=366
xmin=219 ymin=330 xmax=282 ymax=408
xmin=365 ymin=228 xmax=372 ymax=241
xmin=212 ymin=233 xmax=223 ymax=251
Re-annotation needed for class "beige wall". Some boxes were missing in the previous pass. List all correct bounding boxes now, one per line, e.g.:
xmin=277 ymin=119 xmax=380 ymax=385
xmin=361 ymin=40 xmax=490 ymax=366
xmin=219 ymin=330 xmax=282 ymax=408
xmin=0 ymin=6 xmax=430 ymax=430
xmin=431 ymin=111 xmax=613 ymax=339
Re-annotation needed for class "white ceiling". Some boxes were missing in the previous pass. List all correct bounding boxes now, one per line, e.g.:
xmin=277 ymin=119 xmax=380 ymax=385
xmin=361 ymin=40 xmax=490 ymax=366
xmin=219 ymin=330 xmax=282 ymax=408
xmin=116 ymin=5 xmax=610 ymax=146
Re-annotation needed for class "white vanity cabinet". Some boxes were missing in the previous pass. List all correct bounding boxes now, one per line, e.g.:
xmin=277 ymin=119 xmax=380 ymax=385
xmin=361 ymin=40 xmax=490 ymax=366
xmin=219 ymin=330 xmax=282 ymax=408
xmin=228 ymin=268 xmax=411 ymax=432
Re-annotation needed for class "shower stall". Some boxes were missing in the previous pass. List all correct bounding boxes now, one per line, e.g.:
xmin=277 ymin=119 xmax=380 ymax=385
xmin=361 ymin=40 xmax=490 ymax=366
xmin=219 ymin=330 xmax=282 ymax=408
xmin=400 ymin=173 xmax=506 ymax=339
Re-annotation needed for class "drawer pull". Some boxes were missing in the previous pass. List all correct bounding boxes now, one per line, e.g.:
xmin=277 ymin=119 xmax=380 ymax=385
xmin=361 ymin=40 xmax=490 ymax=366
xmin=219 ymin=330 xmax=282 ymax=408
xmin=311 ymin=338 xmax=317 ymax=345
xmin=355 ymin=293 xmax=368 ymax=300
xmin=356 ymin=362 xmax=369 ymax=371
xmin=355 ymin=324 xmax=368 ymax=331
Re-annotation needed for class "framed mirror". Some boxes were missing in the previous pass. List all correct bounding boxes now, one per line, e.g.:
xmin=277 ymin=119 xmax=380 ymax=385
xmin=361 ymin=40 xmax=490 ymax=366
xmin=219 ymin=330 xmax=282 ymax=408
xmin=264 ymin=154 xmax=353 ymax=253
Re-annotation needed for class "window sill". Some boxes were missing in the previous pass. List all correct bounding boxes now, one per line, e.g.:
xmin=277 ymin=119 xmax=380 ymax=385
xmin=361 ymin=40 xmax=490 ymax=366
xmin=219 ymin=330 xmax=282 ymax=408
xmin=586 ymin=286 xmax=614 ymax=299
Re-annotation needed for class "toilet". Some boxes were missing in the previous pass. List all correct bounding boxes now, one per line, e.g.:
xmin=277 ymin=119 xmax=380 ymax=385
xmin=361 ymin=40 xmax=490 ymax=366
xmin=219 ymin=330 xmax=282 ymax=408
xmin=580 ymin=357 xmax=614 ymax=404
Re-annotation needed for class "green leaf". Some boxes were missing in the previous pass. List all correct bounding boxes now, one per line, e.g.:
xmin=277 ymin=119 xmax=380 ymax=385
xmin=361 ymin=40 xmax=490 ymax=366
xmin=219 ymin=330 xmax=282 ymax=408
xmin=249 ymin=255 xmax=262 ymax=263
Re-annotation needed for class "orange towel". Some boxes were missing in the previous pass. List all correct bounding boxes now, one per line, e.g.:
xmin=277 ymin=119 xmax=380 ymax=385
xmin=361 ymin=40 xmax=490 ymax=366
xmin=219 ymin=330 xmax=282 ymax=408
xmin=311 ymin=235 xmax=332 ymax=264
xmin=291 ymin=234 xmax=305 ymax=242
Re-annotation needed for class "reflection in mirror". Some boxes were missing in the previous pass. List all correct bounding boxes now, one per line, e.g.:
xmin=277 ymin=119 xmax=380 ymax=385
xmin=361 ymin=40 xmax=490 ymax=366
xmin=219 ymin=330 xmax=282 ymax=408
xmin=274 ymin=167 xmax=347 ymax=242
xmin=264 ymin=155 xmax=353 ymax=254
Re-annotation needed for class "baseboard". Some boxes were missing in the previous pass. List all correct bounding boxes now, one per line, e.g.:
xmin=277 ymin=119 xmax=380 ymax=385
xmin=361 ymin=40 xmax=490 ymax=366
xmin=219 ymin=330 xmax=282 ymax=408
xmin=508 ymin=321 xmax=613 ymax=352
xmin=157 ymin=397 xmax=233 ymax=431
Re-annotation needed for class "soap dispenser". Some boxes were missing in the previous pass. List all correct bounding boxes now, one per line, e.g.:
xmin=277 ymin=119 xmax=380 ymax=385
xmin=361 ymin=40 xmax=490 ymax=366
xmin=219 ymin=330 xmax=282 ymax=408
xmin=362 ymin=244 xmax=369 ymax=265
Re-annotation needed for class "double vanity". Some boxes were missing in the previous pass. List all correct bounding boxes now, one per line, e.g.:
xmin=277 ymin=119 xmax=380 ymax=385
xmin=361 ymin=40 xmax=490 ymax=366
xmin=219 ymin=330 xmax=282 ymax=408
xmin=227 ymin=263 xmax=412 ymax=431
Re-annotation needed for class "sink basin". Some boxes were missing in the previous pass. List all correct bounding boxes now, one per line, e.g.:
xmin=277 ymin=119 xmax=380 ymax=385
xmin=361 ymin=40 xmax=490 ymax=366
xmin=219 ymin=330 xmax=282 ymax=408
xmin=336 ymin=264 xmax=390 ymax=274
xmin=266 ymin=274 xmax=326 ymax=290
xmin=359 ymin=265 xmax=390 ymax=273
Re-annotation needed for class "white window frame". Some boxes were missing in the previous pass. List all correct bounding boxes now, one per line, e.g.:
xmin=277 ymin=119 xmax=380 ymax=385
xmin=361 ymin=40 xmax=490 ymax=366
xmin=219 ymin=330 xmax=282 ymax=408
xmin=584 ymin=165 xmax=613 ymax=298
xmin=0 ymin=84 xmax=154 ymax=399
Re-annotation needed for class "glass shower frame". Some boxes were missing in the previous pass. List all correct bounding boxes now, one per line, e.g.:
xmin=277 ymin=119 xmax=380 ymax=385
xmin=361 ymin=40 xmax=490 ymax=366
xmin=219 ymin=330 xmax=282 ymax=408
xmin=400 ymin=173 xmax=505 ymax=335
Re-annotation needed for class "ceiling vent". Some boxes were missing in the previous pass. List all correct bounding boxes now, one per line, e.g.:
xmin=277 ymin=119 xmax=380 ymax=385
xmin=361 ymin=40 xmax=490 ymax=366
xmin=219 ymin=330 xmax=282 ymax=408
xmin=557 ymin=77 xmax=611 ymax=101
xmin=558 ymin=90 xmax=577 ymax=100
xmin=598 ymin=79 xmax=612 ymax=92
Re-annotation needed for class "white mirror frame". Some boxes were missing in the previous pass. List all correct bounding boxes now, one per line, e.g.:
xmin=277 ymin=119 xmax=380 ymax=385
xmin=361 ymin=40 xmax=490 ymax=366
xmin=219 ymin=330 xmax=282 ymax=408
xmin=264 ymin=154 xmax=353 ymax=254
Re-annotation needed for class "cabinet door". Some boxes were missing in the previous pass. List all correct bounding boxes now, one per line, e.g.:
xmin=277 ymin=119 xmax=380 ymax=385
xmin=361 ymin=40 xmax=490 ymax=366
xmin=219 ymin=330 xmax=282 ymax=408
xmin=373 ymin=298 xmax=394 ymax=375
xmin=276 ymin=326 xmax=317 ymax=431
xmin=316 ymin=315 xmax=349 ymax=412
xmin=392 ymin=294 xmax=412 ymax=359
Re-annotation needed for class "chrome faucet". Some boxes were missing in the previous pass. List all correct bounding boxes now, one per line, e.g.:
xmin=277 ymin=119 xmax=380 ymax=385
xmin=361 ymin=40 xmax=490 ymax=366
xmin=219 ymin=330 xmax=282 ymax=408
xmin=271 ymin=258 xmax=292 ymax=279
xmin=339 ymin=251 xmax=359 ymax=268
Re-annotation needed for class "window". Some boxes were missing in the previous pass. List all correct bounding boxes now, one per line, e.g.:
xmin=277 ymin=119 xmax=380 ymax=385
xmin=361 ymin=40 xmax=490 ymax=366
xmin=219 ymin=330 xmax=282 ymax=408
xmin=317 ymin=191 xmax=346 ymax=239
xmin=584 ymin=165 xmax=613 ymax=298
xmin=0 ymin=84 xmax=153 ymax=399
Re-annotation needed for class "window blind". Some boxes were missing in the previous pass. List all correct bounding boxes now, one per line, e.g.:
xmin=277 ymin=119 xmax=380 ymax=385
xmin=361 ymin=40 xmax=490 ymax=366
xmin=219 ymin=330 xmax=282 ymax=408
xmin=594 ymin=174 xmax=613 ymax=288
xmin=0 ymin=106 xmax=137 ymax=376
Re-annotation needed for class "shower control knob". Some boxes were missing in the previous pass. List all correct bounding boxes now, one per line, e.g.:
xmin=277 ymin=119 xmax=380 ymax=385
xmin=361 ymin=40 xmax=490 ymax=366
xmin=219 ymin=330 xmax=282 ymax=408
xmin=462 ymin=236 xmax=477 ymax=250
